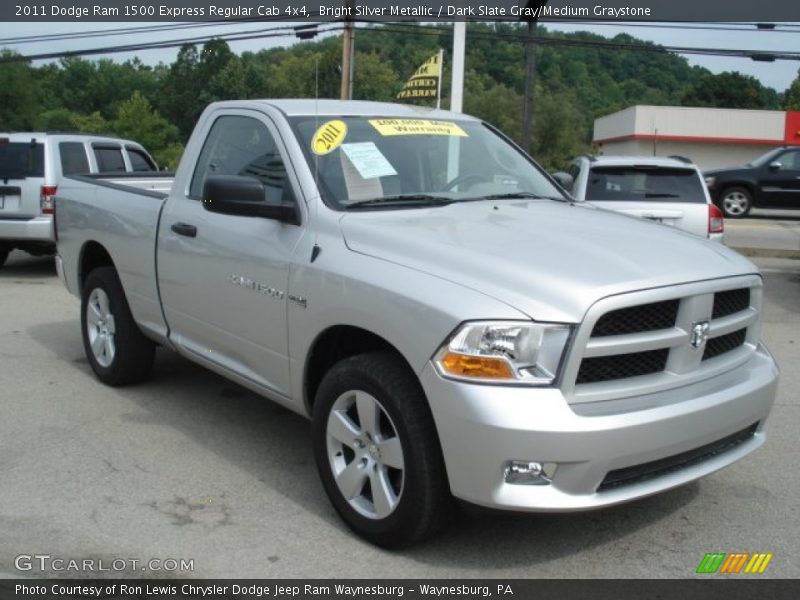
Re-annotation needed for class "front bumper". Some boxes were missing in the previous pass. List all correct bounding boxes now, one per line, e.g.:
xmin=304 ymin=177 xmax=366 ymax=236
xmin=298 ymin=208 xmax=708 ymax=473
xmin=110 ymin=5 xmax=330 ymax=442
xmin=0 ymin=215 xmax=54 ymax=244
xmin=421 ymin=343 xmax=778 ymax=511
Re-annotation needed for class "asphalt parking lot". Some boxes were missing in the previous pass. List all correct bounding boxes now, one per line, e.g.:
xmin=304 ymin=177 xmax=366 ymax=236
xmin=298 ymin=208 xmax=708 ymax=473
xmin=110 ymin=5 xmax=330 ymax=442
xmin=1 ymin=216 xmax=799 ymax=579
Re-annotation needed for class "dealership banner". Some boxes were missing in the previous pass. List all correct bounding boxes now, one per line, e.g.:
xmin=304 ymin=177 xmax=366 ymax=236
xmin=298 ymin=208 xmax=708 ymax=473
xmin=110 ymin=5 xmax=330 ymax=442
xmin=2 ymin=579 xmax=800 ymax=599
xmin=3 ymin=1 xmax=800 ymax=22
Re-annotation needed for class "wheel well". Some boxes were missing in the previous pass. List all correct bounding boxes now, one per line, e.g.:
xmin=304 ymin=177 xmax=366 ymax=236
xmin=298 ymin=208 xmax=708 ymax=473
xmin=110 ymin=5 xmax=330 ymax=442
xmin=79 ymin=242 xmax=115 ymax=290
xmin=304 ymin=326 xmax=410 ymax=412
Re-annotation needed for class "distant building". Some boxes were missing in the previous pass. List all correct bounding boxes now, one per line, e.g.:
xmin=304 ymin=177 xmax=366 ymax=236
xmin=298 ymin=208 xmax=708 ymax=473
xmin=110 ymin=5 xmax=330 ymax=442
xmin=594 ymin=105 xmax=800 ymax=170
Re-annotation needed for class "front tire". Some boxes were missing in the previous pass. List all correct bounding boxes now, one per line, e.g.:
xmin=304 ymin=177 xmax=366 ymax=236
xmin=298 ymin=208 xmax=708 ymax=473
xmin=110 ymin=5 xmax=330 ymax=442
xmin=719 ymin=186 xmax=753 ymax=218
xmin=81 ymin=266 xmax=155 ymax=386
xmin=312 ymin=352 xmax=451 ymax=548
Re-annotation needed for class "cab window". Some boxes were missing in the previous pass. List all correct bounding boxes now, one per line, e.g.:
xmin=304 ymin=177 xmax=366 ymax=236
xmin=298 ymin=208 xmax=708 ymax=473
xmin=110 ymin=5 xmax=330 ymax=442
xmin=93 ymin=145 xmax=125 ymax=172
xmin=59 ymin=142 xmax=90 ymax=175
xmin=189 ymin=115 xmax=289 ymax=205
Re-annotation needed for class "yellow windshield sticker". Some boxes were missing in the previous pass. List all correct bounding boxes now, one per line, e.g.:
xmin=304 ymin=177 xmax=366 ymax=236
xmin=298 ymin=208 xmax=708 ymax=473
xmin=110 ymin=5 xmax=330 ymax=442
xmin=369 ymin=119 xmax=468 ymax=137
xmin=312 ymin=120 xmax=347 ymax=155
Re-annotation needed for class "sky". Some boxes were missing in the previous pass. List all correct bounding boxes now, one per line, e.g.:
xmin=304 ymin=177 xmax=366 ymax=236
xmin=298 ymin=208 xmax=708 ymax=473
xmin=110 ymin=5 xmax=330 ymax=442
xmin=1 ymin=20 xmax=799 ymax=92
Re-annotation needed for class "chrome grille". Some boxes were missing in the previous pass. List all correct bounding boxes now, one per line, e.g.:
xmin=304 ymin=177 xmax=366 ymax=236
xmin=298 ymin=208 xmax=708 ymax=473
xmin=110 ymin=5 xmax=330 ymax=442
xmin=703 ymin=328 xmax=747 ymax=361
xmin=712 ymin=288 xmax=750 ymax=319
xmin=592 ymin=299 xmax=679 ymax=337
xmin=577 ymin=349 xmax=668 ymax=384
xmin=566 ymin=275 xmax=762 ymax=406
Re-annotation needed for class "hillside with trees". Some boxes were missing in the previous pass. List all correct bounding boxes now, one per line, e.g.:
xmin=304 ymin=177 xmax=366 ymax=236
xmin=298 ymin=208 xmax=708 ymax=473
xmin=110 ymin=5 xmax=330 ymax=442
xmin=0 ymin=23 xmax=793 ymax=169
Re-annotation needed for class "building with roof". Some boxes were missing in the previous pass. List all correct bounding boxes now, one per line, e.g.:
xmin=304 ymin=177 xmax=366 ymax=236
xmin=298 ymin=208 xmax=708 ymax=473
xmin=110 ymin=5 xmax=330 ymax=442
xmin=593 ymin=105 xmax=800 ymax=170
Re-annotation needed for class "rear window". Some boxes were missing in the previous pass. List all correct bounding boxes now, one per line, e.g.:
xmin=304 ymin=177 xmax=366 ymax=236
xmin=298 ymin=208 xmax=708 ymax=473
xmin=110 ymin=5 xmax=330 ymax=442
xmin=94 ymin=146 xmax=126 ymax=172
xmin=59 ymin=142 xmax=90 ymax=175
xmin=0 ymin=142 xmax=45 ymax=179
xmin=586 ymin=166 xmax=705 ymax=203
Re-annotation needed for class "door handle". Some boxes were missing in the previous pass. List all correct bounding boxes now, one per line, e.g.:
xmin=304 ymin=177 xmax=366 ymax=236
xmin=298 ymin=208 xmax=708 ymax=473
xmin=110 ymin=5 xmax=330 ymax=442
xmin=171 ymin=222 xmax=197 ymax=238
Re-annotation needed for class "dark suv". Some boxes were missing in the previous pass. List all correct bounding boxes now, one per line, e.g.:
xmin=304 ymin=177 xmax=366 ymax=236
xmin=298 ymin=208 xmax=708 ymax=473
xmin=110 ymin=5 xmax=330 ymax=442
xmin=704 ymin=146 xmax=800 ymax=218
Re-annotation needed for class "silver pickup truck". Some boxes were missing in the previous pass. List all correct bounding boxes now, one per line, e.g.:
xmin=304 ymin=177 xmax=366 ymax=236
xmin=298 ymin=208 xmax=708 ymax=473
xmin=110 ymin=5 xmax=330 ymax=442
xmin=55 ymin=100 xmax=778 ymax=548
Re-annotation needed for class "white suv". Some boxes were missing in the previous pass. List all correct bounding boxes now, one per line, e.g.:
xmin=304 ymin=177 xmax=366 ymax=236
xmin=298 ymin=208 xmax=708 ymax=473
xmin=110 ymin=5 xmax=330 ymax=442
xmin=555 ymin=155 xmax=724 ymax=243
xmin=0 ymin=133 xmax=157 ymax=267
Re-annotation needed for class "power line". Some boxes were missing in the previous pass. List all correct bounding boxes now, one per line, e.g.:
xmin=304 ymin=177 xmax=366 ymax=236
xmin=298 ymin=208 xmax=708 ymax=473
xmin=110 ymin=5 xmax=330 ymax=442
xmin=0 ymin=17 xmax=312 ymax=46
xmin=3 ymin=18 xmax=799 ymax=51
xmin=368 ymin=22 xmax=800 ymax=61
xmin=3 ymin=20 xmax=800 ymax=66
xmin=0 ymin=21 xmax=339 ymax=64
xmin=513 ymin=19 xmax=800 ymax=34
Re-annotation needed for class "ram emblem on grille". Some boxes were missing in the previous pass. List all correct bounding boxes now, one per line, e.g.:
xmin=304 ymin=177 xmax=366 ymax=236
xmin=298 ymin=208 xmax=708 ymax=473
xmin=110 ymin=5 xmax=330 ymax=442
xmin=691 ymin=320 xmax=711 ymax=349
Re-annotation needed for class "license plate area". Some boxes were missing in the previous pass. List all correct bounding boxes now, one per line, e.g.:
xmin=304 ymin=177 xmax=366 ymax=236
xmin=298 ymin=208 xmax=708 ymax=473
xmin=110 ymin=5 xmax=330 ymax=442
xmin=0 ymin=186 xmax=21 ymax=211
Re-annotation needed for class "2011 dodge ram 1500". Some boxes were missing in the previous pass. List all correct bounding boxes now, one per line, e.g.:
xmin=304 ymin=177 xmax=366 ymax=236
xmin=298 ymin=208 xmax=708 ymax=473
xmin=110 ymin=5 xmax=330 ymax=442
xmin=55 ymin=100 xmax=778 ymax=547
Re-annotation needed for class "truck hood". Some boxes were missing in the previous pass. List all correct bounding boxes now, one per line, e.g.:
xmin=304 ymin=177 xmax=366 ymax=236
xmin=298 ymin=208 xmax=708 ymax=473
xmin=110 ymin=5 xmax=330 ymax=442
xmin=339 ymin=199 xmax=757 ymax=323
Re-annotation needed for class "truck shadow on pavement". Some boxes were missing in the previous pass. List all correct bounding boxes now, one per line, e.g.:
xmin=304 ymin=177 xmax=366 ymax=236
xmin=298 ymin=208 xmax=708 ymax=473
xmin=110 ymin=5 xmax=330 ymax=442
xmin=28 ymin=319 xmax=697 ymax=569
xmin=0 ymin=252 xmax=55 ymax=280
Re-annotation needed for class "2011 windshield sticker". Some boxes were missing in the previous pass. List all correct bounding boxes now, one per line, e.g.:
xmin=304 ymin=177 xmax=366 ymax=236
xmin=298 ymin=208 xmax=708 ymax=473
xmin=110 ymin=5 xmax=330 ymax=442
xmin=312 ymin=120 xmax=347 ymax=155
xmin=369 ymin=119 xmax=468 ymax=137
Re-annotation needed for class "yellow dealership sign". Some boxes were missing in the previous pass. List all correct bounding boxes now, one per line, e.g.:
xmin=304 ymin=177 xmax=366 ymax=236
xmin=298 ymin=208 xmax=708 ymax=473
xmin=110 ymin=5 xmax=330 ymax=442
xmin=368 ymin=119 xmax=467 ymax=137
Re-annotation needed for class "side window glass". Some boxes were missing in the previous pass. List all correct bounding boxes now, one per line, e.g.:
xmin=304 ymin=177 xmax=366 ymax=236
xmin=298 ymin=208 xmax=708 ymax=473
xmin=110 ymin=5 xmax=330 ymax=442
xmin=783 ymin=151 xmax=800 ymax=170
xmin=59 ymin=142 xmax=90 ymax=175
xmin=189 ymin=115 xmax=289 ymax=204
xmin=127 ymin=148 xmax=156 ymax=172
xmin=93 ymin=146 xmax=125 ymax=172
xmin=567 ymin=163 xmax=581 ymax=192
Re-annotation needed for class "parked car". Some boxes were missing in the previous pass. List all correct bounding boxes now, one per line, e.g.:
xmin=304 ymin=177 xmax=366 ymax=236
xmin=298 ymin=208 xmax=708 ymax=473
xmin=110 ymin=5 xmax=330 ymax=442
xmin=55 ymin=100 xmax=777 ymax=547
xmin=554 ymin=155 xmax=724 ymax=243
xmin=0 ymin=132 xmax=159 ymax=267
xmin=704 ymin=146 xmax=800 ymax=218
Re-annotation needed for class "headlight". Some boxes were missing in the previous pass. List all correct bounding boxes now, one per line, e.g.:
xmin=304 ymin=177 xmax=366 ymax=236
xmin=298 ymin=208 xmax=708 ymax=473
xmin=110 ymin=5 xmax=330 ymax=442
xmin=434 ymin=321 xmax=572 ymax=386
xmin=704 ymin=176 xmax=716 ymax=188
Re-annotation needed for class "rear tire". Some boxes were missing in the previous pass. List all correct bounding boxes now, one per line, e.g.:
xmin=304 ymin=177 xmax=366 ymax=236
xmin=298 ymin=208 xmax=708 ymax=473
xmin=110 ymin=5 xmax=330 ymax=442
xmin=312 ymin=351 xmax=451 ymax=548
xmin=719 ymin=186 xmax=752 ymax=218
xmin=81 ymin=266 xmax=155 ymax=386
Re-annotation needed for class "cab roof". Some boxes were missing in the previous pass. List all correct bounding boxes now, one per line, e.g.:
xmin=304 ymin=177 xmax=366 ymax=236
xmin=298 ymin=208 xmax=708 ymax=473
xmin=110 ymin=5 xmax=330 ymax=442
xmin=207 ymin=99 xmax=482 ymax=121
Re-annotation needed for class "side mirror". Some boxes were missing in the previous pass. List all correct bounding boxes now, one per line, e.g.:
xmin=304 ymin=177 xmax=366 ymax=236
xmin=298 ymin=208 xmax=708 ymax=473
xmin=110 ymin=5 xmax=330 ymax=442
xmin=550 ymin=171 xmax=574 ymax=190
xmin=768 ymin=161 xmax=783 ymax=171
xmin=202 ymin=175 xmax=299 ymax=225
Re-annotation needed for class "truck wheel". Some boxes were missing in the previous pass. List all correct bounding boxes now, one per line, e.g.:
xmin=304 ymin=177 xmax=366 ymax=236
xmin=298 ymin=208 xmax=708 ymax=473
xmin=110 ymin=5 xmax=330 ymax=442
xmin=312 ymin=352 xmax=451 ymax=548
xmin=81 ymin=266 xmax=155 ymax=386
xmin=0 ymin=245 xmax=8 ymax=268
xmin=720 ymin=186 xmax=752 ymax=218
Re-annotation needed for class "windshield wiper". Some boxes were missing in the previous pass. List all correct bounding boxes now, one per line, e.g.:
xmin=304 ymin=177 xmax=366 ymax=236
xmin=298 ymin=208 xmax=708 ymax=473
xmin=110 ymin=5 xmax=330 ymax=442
xmin=346 ymin=194 xmax=455 ymax=209
xmin=465 ymin=191 xmax=566 ymax=202
xmin=644 ymin=193 xmax=680 ymax=198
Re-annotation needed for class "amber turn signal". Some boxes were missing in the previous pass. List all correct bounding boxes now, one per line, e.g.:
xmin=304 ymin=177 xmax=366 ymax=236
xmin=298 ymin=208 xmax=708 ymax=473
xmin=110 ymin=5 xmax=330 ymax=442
xmin=439 ymin=352 xmax=514 ymax=380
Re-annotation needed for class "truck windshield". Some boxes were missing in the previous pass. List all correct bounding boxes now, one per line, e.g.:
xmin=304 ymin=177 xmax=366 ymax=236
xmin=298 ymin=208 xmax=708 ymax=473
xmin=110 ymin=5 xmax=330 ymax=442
xmin=0 ymin=142 xmax=45 ymax=179
xmin=586 ymin=166 xmax=706 ymax=203
xmin=289 ymin=116 xmax=566 ymax=210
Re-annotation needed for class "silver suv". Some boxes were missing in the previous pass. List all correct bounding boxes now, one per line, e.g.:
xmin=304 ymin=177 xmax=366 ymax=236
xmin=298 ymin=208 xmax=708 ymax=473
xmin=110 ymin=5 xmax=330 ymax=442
xmin=556 ymin=155 xmax=725 ymax=243
xmin=0 ymin=132 xmax=157 ymax=267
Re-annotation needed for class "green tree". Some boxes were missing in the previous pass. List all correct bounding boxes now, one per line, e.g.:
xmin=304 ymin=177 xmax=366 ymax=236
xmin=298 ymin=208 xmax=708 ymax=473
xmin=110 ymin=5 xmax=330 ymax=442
xmin=72 ymin=112 xmax=110 ymax=134
xmin=112 ymin=91 xmax=180 ymax=165
xmin=0 ymin=50 xmax=40 ymax=130
xmin=158 ymin=44 xmax=202 ymax=139
xmin=784 ymin=68 xmax=800 ymax=110
xmin=682 ymin=71 xmax=777 ymax=109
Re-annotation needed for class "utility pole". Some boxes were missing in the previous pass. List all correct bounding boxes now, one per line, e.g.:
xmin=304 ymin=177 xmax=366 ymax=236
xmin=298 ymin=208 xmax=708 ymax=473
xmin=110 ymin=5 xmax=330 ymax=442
xmin=521 ymin=20 xmax=535 ymax=154
xmin=450 ymin=21 xmax=466 ymax=112
xmin=340 ymin=1 xmax=354 ymax=100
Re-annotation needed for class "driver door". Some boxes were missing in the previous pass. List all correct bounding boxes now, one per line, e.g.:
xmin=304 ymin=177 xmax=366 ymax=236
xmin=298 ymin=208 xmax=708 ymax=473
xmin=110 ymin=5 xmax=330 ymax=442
xmin=157 ymin=111 xmax=304 ymax=398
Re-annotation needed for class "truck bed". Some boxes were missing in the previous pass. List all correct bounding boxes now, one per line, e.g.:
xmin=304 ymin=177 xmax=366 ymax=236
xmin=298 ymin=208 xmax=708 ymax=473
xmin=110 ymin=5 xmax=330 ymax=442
xmin=56 ymin=172 xmax=174 ymax=342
